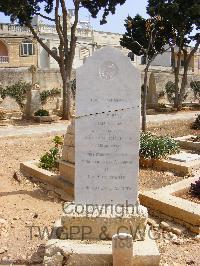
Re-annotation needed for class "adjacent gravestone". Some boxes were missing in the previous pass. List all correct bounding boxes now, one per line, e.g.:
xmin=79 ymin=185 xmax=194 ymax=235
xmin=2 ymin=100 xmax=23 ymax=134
xmin=75 ymin=46 xmax=140 ymax=205
xmin=147 ymin=72 xmax=158 ymax=108
xmin=25 ymin=65 xmax=42 ymax=118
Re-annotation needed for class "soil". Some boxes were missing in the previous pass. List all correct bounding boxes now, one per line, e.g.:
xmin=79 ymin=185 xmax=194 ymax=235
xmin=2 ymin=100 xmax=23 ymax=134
xmin=148 ymin=120 xmax=199 ymax=138
xmin=0 ymin=120 xmax=200 ymax=265
xmin=178 ymin=189 xmax=200 ymax=205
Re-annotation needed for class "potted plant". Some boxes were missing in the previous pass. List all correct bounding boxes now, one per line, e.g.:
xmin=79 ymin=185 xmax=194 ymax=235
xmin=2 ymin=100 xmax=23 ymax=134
xmin=33 ymin=109 xmax=58 ymax=123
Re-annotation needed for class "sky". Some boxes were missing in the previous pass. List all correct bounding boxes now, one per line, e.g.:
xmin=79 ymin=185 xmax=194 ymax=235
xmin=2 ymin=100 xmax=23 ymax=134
xmin=0 ymin=0 xmax=148 ymax=34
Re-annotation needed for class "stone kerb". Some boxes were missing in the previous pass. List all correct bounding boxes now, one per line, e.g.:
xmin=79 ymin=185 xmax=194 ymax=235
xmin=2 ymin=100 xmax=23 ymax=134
xmin=59 ymin=119 xmax=75 ymax=185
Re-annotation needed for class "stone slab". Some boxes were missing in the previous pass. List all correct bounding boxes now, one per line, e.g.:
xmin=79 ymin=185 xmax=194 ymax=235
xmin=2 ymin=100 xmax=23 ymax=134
xmin=168 ymin=151 xmax=200 ymax=162
xmin=20 ymin=160 xmax=74 ymax=196
xmin=76 ymin=46 xmax=140 ymax=117
xmin=44 ymin=238 xmax=160 ymax=266
xmin=59 ymin=160 xmax=75 ymax=185
xmin=61 ymin=145 xmax=75 ymax=164
xmin=61 ymin=203 xmax=148 ymax=241
xmin=175 ymin=135 xmax=200 ymax=152
xmin=132 ymin=239 xmax=160 ymax=266
xmin=75 ymin=108 xmax=140 ymax=205
xmin=139 ymin=176 xmax=200 ymax=234
xmin=140 ymin=156 xmax=200 ymax=176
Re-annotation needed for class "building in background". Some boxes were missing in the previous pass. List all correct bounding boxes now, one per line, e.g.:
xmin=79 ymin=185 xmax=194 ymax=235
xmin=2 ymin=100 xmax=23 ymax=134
xmin=0 ymin=10 xmax=199 ymax=74
xmin=0 ymin=24 xmax=37 ymax=68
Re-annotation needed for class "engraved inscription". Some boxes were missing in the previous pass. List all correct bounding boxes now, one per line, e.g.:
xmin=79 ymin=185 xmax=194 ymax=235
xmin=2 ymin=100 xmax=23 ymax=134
xmin=75 ymin=109 xmax=139 ymax=204
xmin=99 ymin=61 xmax=119 ymax=80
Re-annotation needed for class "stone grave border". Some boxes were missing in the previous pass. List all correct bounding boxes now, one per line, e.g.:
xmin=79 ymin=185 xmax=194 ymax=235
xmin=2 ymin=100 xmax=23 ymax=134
xmin=33 ymin=114 xmax=59 ymax=123
xmin=140 ymin=153 xmax=200 ymax=176
xmin=139 ymin=176 xmax=200 ymax=234
xmin=20 ymin=160 xmax=74 ymax=197
xmin=175 ymin=135 xmax=200 ymax=152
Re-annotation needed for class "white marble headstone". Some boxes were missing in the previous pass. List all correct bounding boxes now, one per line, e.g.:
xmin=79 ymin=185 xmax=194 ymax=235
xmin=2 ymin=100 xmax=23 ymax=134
xmin=75 ymin=46 xmax=140 ymax=205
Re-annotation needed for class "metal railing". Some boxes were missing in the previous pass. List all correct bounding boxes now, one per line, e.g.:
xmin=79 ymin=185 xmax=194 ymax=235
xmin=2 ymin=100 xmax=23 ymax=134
xmin=0 ymin=56 xmax=9 ymax=63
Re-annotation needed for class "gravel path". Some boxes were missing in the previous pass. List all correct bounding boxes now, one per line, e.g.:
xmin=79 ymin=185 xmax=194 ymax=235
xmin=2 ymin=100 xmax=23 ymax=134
xmin=0 ymin=122 xmax=69 ymax=138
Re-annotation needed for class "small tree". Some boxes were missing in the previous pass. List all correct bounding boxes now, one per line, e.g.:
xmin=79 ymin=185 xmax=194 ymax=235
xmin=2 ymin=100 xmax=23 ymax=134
xmin=0 ymin=0 xmax=127 ymax=120
xmin=147 ymin=0 xmax=200 ymax=109
xmin=120 ymin=14 xmax=169 ymax=131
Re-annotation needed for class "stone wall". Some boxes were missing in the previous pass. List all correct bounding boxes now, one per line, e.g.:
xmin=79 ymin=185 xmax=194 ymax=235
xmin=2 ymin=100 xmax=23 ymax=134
xmin=142 ymin=70 xmax=200 ymax=106
xmin=0 ymin=68 xmax=63 ymax=91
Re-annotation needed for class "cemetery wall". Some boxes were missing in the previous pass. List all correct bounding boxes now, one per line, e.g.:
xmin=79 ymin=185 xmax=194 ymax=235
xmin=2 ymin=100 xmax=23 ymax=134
xmin=0 ymin=68 xmax=63 ymax=90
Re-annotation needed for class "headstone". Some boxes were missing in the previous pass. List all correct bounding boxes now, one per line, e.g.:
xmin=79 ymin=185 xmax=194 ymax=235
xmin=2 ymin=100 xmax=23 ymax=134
xmin=30 ymin=88 xmax=42 ymax=114
xmin=0 ymin=96 xmax=21 ymax=112
xmin=25 ymin=65 xmax=42 ymax=118
xmin=147 ymin=72 xmax=158 ymax=107
xmin=25 ymin=83 xmax=42 ymax=118
xmin=75 ymin=46 xmax=140 ymax=205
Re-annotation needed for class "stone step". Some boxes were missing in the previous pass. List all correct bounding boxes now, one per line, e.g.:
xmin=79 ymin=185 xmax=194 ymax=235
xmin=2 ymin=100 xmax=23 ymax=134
xmin=44 ymin=239 xmax=160 ymax=266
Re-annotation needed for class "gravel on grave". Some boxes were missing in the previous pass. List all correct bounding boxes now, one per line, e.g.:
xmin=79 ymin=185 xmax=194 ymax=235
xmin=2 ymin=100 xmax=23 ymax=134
xmin=0 ymin=119 xmax=200 ymax=265
xmin=177 ymin=189 xmax=200 ymax=205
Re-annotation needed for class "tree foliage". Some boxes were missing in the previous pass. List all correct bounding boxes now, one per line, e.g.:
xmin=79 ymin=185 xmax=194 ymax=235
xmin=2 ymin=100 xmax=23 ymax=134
xmin=147 ymin=0 xmax=200 ymax=109
xmin=147 ymin=0 xmax=200 ymax=47
xmin=0 ymin=0 xmax=126 ymax=25
xmin=120 ymin=14 xmax=170 ymax=61
xmin=120 ymin=14 xmax=169 ymax=131
xmin=82 ymin=0 xmax=126 ymax=24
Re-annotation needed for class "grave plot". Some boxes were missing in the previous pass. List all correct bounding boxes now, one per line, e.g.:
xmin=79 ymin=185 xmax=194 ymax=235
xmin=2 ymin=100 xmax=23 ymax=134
xmin=140 ymin=151 xmax=200 ymax=176
xmin=42 ymin=47 xmax=160 ymax=265
xmin=140 ymin=176 xmax=200 ymax=234
xmin=175 ymin=135 xmax=200 ymax=152
xmin=20 ymin=120 xmax=75 ymax=200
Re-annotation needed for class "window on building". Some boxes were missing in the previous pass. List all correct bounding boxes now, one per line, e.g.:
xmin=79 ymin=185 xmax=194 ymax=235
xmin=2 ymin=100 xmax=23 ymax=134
xmin=141 ymin=55 xmax=146 ymax=65
xmin=128 ymin=52 xmax=134 ymax=61
xmin=79 ymin=47 xmax=90 ymax=60
xmin=51 ymin=47 xmax=58 ymax=56
xmin=20 ymin=40 xmax=34 ymax=56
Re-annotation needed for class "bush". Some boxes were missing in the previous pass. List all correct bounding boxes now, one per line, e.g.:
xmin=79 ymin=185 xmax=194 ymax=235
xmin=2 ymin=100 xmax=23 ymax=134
xmin=190 ymin=178 xmax=200 ymax=198
xmin=165 ymin=81 xmax=187 ymax=103
xmin=39 ymin=136 xmax=63 ymax=170
xmin=191 ymin=114 xmax=200 ymax=130
xmin=165 ymin=81 xmax=175 ymax=102
xmin=190 ymin=81 xmax=200 ymax=99
xmin=190 ymin=135 xmax=200 ymax=142
xmin=40 ymin=88 xmax=61 ymax=105
xmin=140 ymin=132 xmax=180 ymax=159
xmin=0 ymin=81 xmax=31 ymax=108
xmin=34 ymin=109 xmax=49 ymax=117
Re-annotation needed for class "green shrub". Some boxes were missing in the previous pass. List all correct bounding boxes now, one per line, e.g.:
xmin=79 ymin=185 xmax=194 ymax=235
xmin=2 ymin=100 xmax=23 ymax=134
xmin=191 ymin=114 xmax=200 ymax=130
xmin=165 ymin=81 xmax=188 ymax=103
xmin=190 ymin=178 xmax=200 ymax=198
xmin=190 ymin=135 xmax=200 ymax=142
xmin=140 ymin=132 xmax=180 ymax=159
xmin=39 ymin=136 xmax=63 ymax=170
xmin=0 ymin=81 xmax=31 ymax=108
xmin=190 ymin=81 xmax=200 ymax=99
xmin=165 ymin=81 xmax=175 ymax=102
xmin=40 ymin=88 xmax=61 ymax=105
xmin=34 ymin=109 xmax=49 ymax=116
